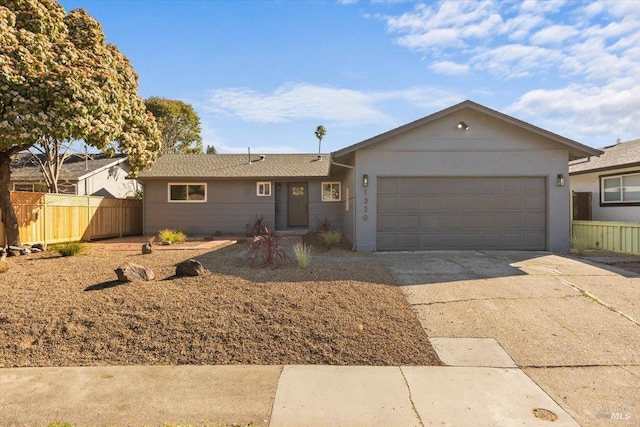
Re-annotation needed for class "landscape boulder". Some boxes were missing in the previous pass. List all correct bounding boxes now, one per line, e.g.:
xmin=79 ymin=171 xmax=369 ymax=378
xmin=141 ymin=243 xmax=153 ymax=254
xmin=31 ymin=243 xmax=44 ymax=251
xmin=175 ymin=259 xmax=204 ymax=277
xmin=236 ymin=250 xmax=254 ymax=260
xmin=115 ymin=262 xmax=155 ymax=282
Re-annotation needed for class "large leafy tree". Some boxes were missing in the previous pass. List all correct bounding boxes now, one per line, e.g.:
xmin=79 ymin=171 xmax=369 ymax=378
xmin=0 ymin=0 xmax=160 ymax=246
xmin=145 ymin=97 xmax=204 ymax=154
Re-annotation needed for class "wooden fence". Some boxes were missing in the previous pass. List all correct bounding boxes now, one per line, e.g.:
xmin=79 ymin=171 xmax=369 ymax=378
xmin=0 ymin=191 xmax=142 ymax=245
xmin=572 ymin=220 xmax=640 ymax=255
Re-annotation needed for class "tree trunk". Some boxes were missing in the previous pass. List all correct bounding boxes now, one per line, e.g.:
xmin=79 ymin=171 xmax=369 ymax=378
xmin=0 ymin=152 xmax=21 ymax=246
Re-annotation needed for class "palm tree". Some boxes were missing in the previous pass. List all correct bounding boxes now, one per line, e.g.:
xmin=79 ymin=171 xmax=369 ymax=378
xmin=315 ymin=125 xmax=326 ymax=154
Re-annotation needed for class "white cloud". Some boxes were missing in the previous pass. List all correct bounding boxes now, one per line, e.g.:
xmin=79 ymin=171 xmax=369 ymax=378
xmin=429 ymin=61 xmax=470 ymax=75
xmin=519 ymin=0 xmax=565 ymax=13
xmin=472 ymin=44 xmax=562 ymax=78
xmin=202 ymin=83 xmax=463 ymax=126
xmin=530 ymin=25 xmax=579 ymax=45
xmin=507 ymin=80 xmax=640 ymax=145
xmin=203 ymin=84 xmax=391 ymax=124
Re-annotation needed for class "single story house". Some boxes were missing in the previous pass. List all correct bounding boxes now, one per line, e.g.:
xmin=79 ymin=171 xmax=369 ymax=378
xmin=138 ymin=100 xmax=601 ymax=252
xmin=10 ymin=153 xmax=140 ymax=199
xmin=569 ymin=138 xmax=639 ymax=222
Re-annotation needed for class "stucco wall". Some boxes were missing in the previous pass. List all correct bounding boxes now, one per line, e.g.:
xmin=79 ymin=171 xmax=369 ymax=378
xmin=350 ymin=108 xmax=571 ymax=252
xmin=143 ymin=178 xmax=343 ymax=235
xmin=81 ymin=162 xmax=138 ymax=199
xmin=570 ymin=166 xmax=640 ymax=222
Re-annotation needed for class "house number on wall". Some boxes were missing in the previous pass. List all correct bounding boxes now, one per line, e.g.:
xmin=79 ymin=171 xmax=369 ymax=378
xmin=363 ymin=189 xmax=368 ymax=221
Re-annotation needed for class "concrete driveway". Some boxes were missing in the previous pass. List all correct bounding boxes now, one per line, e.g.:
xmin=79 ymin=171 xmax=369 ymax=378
xmin=379 ymin=251 xmax=640 ymax=427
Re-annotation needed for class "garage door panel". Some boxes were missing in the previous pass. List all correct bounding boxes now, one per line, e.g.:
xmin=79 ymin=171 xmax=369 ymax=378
xmin=524 ymin=194 xmax=544 ymax=210
xmin=378 ymin=196 xmax=397 ymax=211
xmin=377 ymin=177 xmax=546 ymax=250
xmin=482 ymin=178 xmax=504 ymax=192
xmin=397 ymin=196 xmax=419 ymax=211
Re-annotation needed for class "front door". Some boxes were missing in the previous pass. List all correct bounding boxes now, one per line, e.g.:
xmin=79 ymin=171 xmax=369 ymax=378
xmin=288 ymin=182 xmax=308 ymax=227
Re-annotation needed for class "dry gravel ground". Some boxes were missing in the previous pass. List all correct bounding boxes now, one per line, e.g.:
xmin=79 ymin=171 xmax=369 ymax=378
xmin=0 ymin=238 xmax=441 ymax=367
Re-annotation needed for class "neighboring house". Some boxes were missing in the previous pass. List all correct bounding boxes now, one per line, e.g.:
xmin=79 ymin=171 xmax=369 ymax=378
xmin=138 ymin=100 xmax=600 ymax=252
xmin=10 ymin=153 xmax=139 ymax=199
xmin=569 ymin=139 xmax=640 ymax=222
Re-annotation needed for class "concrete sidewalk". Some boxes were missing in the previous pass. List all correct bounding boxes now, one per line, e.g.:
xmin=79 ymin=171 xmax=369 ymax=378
xmin=0 ymin=364 xmax=578 ymax=427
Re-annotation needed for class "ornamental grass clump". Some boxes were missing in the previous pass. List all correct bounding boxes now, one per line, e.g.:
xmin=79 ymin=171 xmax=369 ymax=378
xmin=53 ymin=242 xmax=86 ymax=257
xmin=571 ymin=235 xmax=590 ymax=256
xmin=248 ymin=227 xmax=289 ymax=267
xmin=322 ymin=230 xmax=343 ymax=250
xmin=293 ymin=242 xmax=312 ymax=269
xmin=158 ymin=229 xmax=186 ymax=244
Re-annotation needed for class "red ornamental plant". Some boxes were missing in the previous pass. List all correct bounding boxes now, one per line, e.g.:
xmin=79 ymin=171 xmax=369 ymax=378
xmin=248 ymin=227 xmax=289 ymax=267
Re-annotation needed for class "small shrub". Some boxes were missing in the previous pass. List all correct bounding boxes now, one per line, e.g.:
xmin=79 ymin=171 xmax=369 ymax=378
xmin=571 ymin=235 xmax=590 ymax=256
xmin=53 ymin=242 xmax=85 ymax=257
xmin=293 ymin=242 xmax=312 ymax=268
xmin=158 ymin=229 xmax=186 ymax=244
xmin=322 ymin=230 xmax=343 ymax=250
xmin=314 ymin=217 xmax=333 ymax=234
xmin=213 ymin=230 xmax=222 ymax=237
xmin=248 ymin=227 xmax=289 ymax=267
xmin=245 ymin=214 xmax=268 ymax=237
xmin=0 ymin=259 xmax=9 ymax=273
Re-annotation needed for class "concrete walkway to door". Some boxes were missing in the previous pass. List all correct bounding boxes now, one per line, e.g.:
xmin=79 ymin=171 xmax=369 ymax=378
xmin=378 ymin=250 xmax=640 ymax=427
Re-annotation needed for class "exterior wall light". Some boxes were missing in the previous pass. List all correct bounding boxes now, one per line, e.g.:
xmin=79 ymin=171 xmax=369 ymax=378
xmin=557 ymin=174 xmax=566 ymax=187
xmin=363 ymin=174 xmax=369 ymax=187
xmin=457 ymin=121 xmax=470 ymax=130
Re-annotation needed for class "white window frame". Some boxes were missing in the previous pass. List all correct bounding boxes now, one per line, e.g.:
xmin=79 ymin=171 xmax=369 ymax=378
xmin=256 ymin=181 xmax=272 ymax=196
xmin=321 ymin=181 xmax=341 ymax=202
xmin=168 ymin=182 xmax=207 ymax=203
xmin=600 ymin=172 xmax=640 ymax=205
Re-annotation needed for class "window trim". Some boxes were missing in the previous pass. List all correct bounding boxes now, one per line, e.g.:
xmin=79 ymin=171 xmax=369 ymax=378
xmin=321 ymin=181 xmax=341 ymax=202
xmin=167 ymin=182 xmax=207 ymax=203
xmin=256 ymin=181 xmax=272 ymax=197
xmin=599 ymin=171 xmax=640 ymax=207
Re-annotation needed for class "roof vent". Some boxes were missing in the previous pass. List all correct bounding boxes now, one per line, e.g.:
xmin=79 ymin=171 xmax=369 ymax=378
xmin=259 ymin=155 xmax=266 ymax=161
xmin=317 ymin=155 xmax=323 ymax=161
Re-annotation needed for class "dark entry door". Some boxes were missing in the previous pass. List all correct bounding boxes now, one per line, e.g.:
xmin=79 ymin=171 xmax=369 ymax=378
xmin=288 ymin=183 xmax=308 ymax=227
xmin=573 ymin=192 xmax=592 ymax=220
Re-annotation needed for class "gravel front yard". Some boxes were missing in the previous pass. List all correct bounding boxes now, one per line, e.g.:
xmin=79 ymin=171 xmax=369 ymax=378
xmin=0 ymin=239 xmax=441 ymax=367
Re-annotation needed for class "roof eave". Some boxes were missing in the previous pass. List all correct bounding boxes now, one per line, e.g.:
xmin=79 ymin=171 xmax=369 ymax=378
xmin=569 ymin=161 xmax=640 ymax=176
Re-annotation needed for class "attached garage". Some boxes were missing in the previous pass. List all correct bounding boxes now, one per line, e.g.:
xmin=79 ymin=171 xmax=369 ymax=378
xmin=377 ymin=177 xmax=546 ymax=251
xmin=332 ymin=100 xmax=602 ymax=253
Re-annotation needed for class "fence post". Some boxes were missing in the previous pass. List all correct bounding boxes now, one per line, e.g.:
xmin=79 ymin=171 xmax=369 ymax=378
xmin=119 ymin=199 xmax=124 ymax=238
xmin=42 ymin=194 xmax=48 ymax=245
xmin=86 ymin=195 xmax=91 ymax=241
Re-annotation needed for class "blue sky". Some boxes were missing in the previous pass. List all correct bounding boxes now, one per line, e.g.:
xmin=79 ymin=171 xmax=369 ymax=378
xmin=58 ymin=0 xmax=640 ymax=153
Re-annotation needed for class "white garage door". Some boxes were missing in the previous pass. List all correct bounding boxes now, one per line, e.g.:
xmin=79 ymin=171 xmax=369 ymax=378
xmin=377 ymin=177 xmax=546 ymax=251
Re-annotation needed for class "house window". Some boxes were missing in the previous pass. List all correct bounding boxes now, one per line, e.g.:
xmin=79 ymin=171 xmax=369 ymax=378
xmin=322 ymin=182 xmax=341 ymax=202
xmin=601 ymin=172 xmax=640 ymax=205
xmin=257 ymin=182 xmax=272 ymax=196
xmin=13 ymin=183 xmax=48 ymax=192
xmin=168 ymin=183 xmax=207 ymax=202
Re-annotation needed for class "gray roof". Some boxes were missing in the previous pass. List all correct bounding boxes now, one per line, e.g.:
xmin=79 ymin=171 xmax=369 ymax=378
xmin=332 ymin=100 xmax=602 ymax=161
xmin=138 ymin=153 xmax=331 ymax=179
xmin=11 ymin=153 xmax=127 ymax=181
xmin=569 ymin=139 xmax=640 ymax=175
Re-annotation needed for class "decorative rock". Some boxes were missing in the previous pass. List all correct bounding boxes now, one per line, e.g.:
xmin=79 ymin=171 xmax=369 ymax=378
xmin=175 ymin=259 xmax=204 ymax=277
xmin=114 ymin=262 xmax=155 ymax=282
xmin=30 ymin=248 xmax=42 ymax=253
xmin=161 ymin=241 xmax=171 ymax=246
xmin=8 ymin=246 xmax=22 ymax=251
xmin=20 ymin=248 xmax=31 ymax=255
xmin=141 ymin=243 xmax=153 ymax=254
xmin=6 ymin=249 xmax=19 ymax=257
xmin=236 ymin=250 xmax=254 ymax=260
xmin=31 ymin=243 xmax=44 ymax=251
